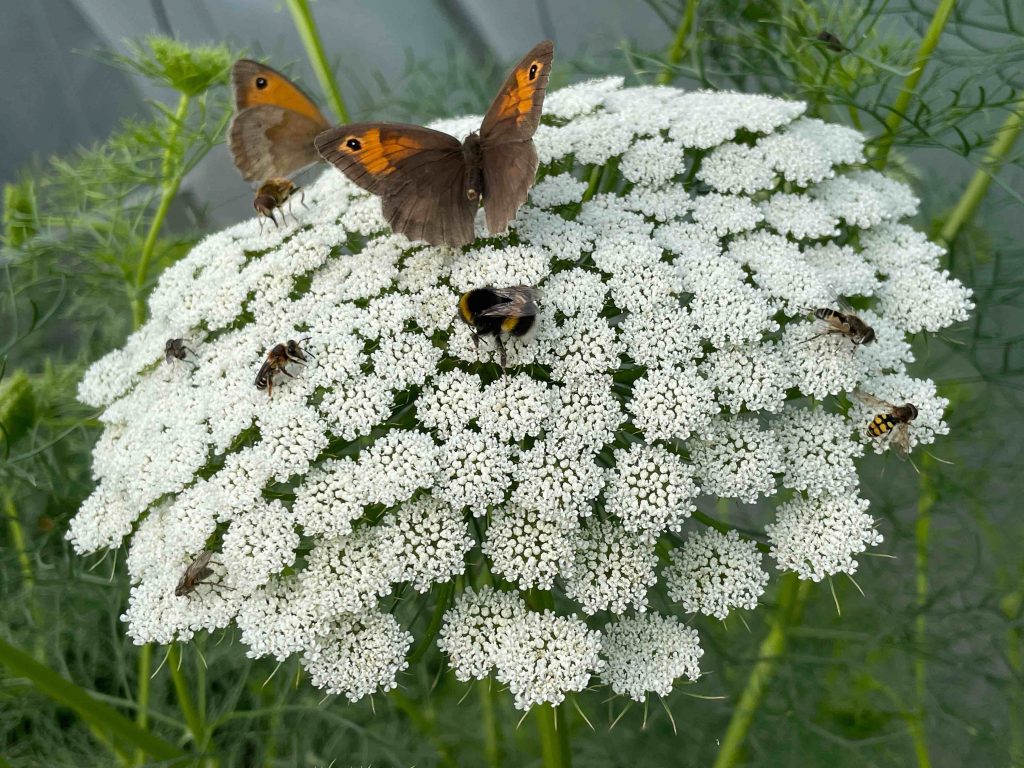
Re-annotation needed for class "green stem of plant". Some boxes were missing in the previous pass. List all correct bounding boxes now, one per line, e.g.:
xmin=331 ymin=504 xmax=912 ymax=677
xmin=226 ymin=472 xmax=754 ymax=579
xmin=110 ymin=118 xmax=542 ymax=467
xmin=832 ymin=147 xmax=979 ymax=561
xmin=0 ymin=638 xmax=186 ymax=762
xmin=480 ymin=678 xmax=501 ymax=768
xmin=874 ymin=0 xmax=957 ymax=168
xmin=534 ymin=703 xmax=571 ymax=768
xmin=132 ymin=93 xmax=190 ymax=329
xmin=911 ymin=454 xmax=936 ymax=768
xmin=167 ymin=645 xmax=206 ymax=749
xmin=284 ymin=0 xmax=350 ymax=122
xmin=712 ymin=572 xmax=810 ymax=768
xmin=1009 ymin=621 xmax=1024 ymax=767
xmin=133 ymin=644 xmax=152 ymax=767
xmin=656 ymin=0 xmax=700 ymax=85
xmin=938 ymin=90 xmax=1024 ymax=246
xmin=4 ymin=492 xmax=33 ymax=590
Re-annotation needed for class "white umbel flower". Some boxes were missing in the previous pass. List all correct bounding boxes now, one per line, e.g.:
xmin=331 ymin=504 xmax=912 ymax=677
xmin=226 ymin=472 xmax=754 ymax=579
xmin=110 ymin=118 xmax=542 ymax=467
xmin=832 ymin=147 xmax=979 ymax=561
xmin=601 ymin=613 xmax=703 ymax=701
xmin=72 ymin=78 xmax=967 ymax=710
xmin=665 ymin=529 xmax=769 ymax=619
xmin=766 ymin=495 xmax=882 ymax=581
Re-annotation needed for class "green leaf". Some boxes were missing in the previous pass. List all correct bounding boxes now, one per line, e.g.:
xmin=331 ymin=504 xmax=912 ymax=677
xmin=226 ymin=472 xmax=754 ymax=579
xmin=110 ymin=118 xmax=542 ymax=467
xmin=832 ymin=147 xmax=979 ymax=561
xmin=0 ymin=638 xmax=188 ymax=762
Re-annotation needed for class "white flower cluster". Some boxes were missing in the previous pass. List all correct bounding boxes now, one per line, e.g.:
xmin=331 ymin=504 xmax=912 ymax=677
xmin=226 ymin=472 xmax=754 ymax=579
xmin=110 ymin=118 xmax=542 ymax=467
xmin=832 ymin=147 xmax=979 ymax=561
xmin=71 ymin=78 xmax=970 ymax=710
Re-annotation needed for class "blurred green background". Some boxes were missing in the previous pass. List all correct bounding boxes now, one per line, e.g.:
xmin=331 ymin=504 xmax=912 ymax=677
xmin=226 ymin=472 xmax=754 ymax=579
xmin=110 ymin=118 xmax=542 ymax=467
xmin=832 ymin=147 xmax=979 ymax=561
xmin=1 ymin=1 xmax=1022 ymax=766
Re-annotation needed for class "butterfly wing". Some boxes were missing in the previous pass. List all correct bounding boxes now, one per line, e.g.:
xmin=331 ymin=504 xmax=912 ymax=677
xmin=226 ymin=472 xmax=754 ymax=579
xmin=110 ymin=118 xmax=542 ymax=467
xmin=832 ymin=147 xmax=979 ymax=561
xmin=315 ymin=123 xmax=477 ymax=246
xmin=229 ymin=60 xmax=330 ymax=181
xmin=479 ymin=41 xmax=554 ymax=142
xmin=479 ymin=41 xmax=554 ymax=235
xmin=230 ymin=106 xmax=328 ymax=181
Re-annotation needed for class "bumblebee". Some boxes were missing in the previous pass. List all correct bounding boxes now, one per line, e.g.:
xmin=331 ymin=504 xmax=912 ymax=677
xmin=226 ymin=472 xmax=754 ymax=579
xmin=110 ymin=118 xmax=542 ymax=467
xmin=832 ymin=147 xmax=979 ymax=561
xmin=254 ymin=178 xmax=302 ymax=228
xmin=855 ymin=390 xmax=918 ymax=459
xmin=175 ymin=550 xmax=216 ymax=598
xmin=164 ymin=337 xmax=195 ymax=366
xmin=804 ymin=303 xmax=875 ymax=346
xmin=458 ymin=286 xmax=539 ymax=370
xmin=255 ymin=338 xmax=312 ymax=397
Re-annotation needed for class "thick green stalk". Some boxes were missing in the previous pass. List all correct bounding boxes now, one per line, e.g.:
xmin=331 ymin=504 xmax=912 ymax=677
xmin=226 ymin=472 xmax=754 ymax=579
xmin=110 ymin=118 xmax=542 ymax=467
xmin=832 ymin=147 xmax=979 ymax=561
xmin=712 ymin=573 xmax=810 ymax=768
xmin=133 ymin=644 xmax=152 ymax=767
xmin=167 ymin=645 xmax=206 ymax=750
xmin=912 ymin=455 xmax=936 ymax=768
xmin=0 ymin=638 xmax=186 ymax=762
xmin=479 ymin=678 xmax=501 ymax=768
xmin=534 ymin=703 xmax=570 ymax=768
xmin=285 ymin=0 xmax=350 ymax=122
xmin=132 ymin=93 xmax=190 ymax=329
xmin=938 ymin=91 xmax=1024 ymax=246
xmin=656 ymin=0 xmax=700 ymax=85
xmin=874 ymin=0 xmax=957 ymax=167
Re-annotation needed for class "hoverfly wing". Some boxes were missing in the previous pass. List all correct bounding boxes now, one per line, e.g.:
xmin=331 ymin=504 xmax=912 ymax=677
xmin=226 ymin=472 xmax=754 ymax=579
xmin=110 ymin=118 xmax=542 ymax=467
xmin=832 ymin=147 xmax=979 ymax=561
xmin=853 ymin=389 xmax=894 ymax=412
xmin=891 ymin=424 xmax=913 ymax=460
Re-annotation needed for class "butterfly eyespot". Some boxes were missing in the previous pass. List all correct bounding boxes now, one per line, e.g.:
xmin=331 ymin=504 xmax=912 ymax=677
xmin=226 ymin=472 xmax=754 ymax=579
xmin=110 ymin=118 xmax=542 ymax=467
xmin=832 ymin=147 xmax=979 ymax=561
xmin=345 ymin=138 xmax=362 ymax=151
xmin=528 ymin=63 xmax=539 ymax=80
xmin=255 ymin=77 xmax=268 ymax=89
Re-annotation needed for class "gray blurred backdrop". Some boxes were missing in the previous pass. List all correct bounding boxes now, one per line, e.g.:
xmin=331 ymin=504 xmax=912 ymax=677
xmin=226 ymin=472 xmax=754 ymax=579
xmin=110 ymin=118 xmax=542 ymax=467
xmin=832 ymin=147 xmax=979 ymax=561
xmin=1 ymin=0 xmax=667 ymax=227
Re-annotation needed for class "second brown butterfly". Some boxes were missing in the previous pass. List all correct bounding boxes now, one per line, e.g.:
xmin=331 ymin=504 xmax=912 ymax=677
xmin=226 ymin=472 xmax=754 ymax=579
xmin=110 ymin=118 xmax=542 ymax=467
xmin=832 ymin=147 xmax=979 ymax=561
xmin=315 ymin=40 xmax=555 ymax=248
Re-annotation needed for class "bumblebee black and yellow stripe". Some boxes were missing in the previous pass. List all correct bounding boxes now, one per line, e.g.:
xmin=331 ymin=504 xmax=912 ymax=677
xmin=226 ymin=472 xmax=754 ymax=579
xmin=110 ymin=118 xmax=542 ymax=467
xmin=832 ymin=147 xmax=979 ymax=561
xmin=868 ymin=414 xmax=894 ymax=437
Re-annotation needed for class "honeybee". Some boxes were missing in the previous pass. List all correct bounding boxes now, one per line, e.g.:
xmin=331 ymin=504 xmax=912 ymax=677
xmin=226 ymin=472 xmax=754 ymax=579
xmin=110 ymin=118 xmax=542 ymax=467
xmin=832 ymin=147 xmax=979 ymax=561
xmin=855 ymin=390 xmax=918 ymax=459
xmin=458 ymin=286 xmax=540 ymax=370
xmin=255 ymin=338 xmax=312 ymax=397
xmin=175 ymin=550 xmax=217 ymax=597
xmin=804 ymin=303 xmax=875 ymax=346
xmin=253 ymin=178 xmax=302 ymax=228
xmin=164 ymin=337 xmax=196 ymax=366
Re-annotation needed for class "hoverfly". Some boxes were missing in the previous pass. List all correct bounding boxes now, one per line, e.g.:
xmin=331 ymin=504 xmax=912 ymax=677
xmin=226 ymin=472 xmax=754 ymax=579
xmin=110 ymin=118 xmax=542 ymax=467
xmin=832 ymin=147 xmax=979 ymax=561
xmin=803 ymin=302 xmax=875 ymax=346
xmin=855 ymin=389 xmax=918 ymax=459
xmin=457 ymin=286 xmax=540 ymax=371
xmin=164 ymin=338 xmax=196 ymax=367
xmin=255 ymin=338 xmax=312 ymax=397
xmin=254 ymin=178 xmax=303 ymax=230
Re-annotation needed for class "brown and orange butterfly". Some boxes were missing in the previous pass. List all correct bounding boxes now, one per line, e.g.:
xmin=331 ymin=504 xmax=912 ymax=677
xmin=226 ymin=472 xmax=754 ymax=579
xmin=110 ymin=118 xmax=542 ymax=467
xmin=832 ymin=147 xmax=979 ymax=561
xmin=314 ymin=40 xmax=554 ymax=247
xmin=229 ymin=59 xmax=331 ymax=183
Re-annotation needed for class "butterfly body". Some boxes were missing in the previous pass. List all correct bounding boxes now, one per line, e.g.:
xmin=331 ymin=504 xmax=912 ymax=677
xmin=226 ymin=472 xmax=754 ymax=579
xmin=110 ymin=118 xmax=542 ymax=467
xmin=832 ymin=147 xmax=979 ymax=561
xmin=316 ymin=41 xmax=554 ymax=247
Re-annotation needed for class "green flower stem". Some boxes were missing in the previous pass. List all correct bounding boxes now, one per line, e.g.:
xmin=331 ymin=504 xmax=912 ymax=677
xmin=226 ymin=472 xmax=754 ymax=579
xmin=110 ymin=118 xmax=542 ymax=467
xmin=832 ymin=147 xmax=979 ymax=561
xmin=712 ymin=572 xmax=810 ymax=768
xmin=656 ymin=0 xmax=700 ymax=85
xmin=132 ymin=644 xmax=152 ymax=767
xmin=408 ymin=580 xmax=454 ymax=664
xmin=167 ymin=644 xmax=206 ymax=750
xmin=938 ymin=90 xmax=1024 ymax=246
xmin=132 ymin=93 xmax=191 ymax=329
xmin=479 ymin=678 xmax=501 ymax=768
xmin=285 ymin=0 xmax=351 ymax=123
xmin=0 ymin=637 xmax=186 ymax=762
xmin=874 ymin=0 xmax=957 ymax=168
xmin=912 ymin=454 xmax=937 ymax=768
xmin=534 ymin=703 xmax=571 ymax=768
xmin=3 ymin=492 xmax=32 ymax=590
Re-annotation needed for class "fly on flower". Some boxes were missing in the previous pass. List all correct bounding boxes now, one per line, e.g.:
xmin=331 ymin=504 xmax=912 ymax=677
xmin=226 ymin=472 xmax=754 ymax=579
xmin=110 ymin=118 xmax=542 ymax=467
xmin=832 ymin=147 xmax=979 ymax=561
xmin=458 ymin=286 xmax=539 ymax=371
xmin=175 ymin=550 xmax=217 ymax=597
xmin=255 ymin=338 xmax=312 ymax=398
xmin=803 ymin=302 xmax=875 ymax=346
xmin=855 ymin=389 xmax=918 ymax=459
xmin=253 ymin=178 xmax=303 ymax=229
xmin=164 ymin=338 xmax=195 ymax=367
